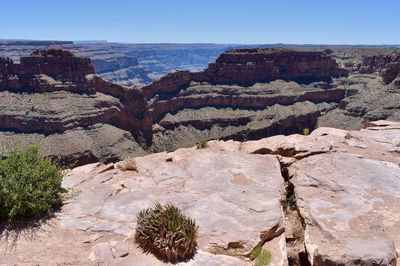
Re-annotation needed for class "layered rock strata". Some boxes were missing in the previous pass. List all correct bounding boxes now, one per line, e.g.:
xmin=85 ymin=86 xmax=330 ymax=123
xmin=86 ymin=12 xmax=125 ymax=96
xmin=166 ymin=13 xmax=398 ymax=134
xmin=0 ymin=49 xmax=151 ymax=165
xmin=356 ymin=50 xmax=400 ymax=84
xmin=142 ymin=49 xmax=348 ymax=152
xmin=202 ymin=48 xmax=348 ymax=85
xmin=0 ymin=48 xmax=349 ymax=164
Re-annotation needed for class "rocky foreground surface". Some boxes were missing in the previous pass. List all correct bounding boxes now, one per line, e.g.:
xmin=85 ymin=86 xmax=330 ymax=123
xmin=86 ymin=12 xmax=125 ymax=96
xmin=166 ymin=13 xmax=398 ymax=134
xmin=1 ymin=120 xmax=399 ymax=265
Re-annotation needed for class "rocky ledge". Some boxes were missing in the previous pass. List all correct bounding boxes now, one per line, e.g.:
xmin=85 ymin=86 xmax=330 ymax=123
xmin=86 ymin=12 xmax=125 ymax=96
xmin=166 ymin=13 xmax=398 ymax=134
xmin=1 ymin=121 xmax=399 ymax=265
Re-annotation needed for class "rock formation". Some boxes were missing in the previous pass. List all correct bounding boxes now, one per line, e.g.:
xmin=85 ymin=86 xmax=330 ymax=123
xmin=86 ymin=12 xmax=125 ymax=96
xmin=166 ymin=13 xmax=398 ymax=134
xmin=0 ymin=41 xmax=233 ymax=86
xmin=2 ymin=121 xmax=399 ymax=265
xmin=0 ymin=48 xmax=151 ymax=165
xmin=0 ymin=47 xmax=352 ymax=164
xmin=202 ymin=48 xmax=348 ymax=85
xmin=141 ymin=48 xmax=348 ymax=152
xmin=355 ymin=50 xmax=400 ymax=84
xmin=0 ymin=48 xmax=95 ymax=88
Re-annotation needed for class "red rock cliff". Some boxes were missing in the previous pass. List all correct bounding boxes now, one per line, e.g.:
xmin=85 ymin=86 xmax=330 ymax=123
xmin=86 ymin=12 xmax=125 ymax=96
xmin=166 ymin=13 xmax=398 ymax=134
xmin=357 ymin=50 xmax=400 ymax=84
xmin=202 ymin=48 xmax=348 ymax=85
xmin=0 ymin=48 xmax=95 ymax=90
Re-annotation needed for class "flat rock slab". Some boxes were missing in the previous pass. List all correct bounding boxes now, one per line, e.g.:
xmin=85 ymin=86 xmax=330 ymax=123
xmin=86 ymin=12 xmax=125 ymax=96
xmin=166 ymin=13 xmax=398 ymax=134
xmin=61 ymin=146 xmax=285 ymax=264
xmin=290 ymin=153 xmax=400 ymax=265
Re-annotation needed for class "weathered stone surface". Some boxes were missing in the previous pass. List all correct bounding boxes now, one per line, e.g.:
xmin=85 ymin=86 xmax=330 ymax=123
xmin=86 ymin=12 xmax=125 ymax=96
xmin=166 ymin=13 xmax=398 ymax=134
xmin=108 ymin=250 xmax=248 ymax=266
xmin=60 ymin=143 xmax=286 ymax=265
xmin=3 ymin=121 xmax=400 ymax=265
xmin=110 ymin=241 xmax=129 ymax=258
xmin=89 ymin=242 xmax=114 ymax=261
xmin=290 ymin=153 xmax=399 ymax=265
xmin=282 ymin=122 xmax=400 ymax=265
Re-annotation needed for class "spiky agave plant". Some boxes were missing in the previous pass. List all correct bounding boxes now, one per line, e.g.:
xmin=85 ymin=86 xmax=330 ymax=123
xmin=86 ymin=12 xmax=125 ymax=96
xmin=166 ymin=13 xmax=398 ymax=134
xmin=135 ymin=203 xmax=198 ymax=262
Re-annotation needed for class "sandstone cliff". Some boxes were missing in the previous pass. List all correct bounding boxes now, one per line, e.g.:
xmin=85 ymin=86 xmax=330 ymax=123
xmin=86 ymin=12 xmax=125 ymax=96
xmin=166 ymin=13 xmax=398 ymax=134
xmin=0 ymin=48 xmax=151 ymax=165
xmin=203 ymin=48 xmax=348 ymax=85
xmin=356 ymin=49 xmax=400 ymax=84
xmin=142 ymin=48 xmax=348 ymax=152
xmin=0 ymin=49 xmax=346 ymax=164
xmin=0 ymin=48 xmax=351 ymax=164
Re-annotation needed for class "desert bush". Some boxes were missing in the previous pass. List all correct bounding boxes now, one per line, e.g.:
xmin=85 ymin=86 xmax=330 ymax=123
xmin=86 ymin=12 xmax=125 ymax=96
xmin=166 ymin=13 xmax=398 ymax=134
xmin=0 ymin=145 xmax=65 ymax=219
xmin=115 ymin=158 xmax=137 ymax=171
xmin=302 ymin=128 xmax=310 ymax=136
xmin=251 ymin=246 xmax=272 ymax=266
xmin=135 ymin=203 xmax=198 ymax=262
xmin=196 ymin=138 xmax=208 ymax=149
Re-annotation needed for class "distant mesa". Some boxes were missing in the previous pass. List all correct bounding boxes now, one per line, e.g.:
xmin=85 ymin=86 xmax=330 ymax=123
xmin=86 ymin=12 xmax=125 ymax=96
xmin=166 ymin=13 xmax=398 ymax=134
xmin=202 ymin=48 xmax=349 ymax=85
xmin=0 ymin=39 xmax=73 ymax=46
xmin=0 ymin=48 xmax=95 ymax=88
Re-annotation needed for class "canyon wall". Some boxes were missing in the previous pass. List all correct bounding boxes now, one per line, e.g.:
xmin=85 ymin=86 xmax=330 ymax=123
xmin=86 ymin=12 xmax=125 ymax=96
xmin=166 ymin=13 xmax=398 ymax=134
xmin=203 ymin=48 xmax=348 ymax=85
xmin=141 ymin=48 xmax=349 ymax=152
xmin=0 ymin=48 xmax=151 ymax=165
xmin=0 ymin=47 xmax=351 ymax=164
xmin=357 ymin=50 xmax=400 ymax=84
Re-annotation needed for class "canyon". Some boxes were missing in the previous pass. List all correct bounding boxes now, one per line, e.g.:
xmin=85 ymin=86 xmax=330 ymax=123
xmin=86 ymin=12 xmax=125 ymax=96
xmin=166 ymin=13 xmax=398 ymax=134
xmin=1 ymin=45 xmax=400 ymax=164
xmin=0 ymin=46 xmax=359 ymax=164
xmin=1 ymin=43 xmax=400 ymax=265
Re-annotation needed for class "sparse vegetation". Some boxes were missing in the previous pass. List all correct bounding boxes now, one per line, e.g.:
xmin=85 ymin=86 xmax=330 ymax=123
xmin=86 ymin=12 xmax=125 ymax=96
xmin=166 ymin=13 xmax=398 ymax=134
xmin=302 ymin=128 xmax=310 ymax=136
xmin=281 ymin=193 xmax=297 ymax=212
xmin=196 ymin=138 xmax=208 ymax=149
xmin=115 ymin=158 xmax=138 ymax=171
xmin=251 ymin=246 xmax=272 ymax=266
xmin=0 ymin=145 xmax=65 ymax=219
xmin=135 ymin=203 xmax=198 ymax=262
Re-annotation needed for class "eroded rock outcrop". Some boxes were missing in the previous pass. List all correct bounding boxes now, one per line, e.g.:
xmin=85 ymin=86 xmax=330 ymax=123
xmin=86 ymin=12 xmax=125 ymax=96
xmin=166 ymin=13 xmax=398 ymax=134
xmin=203 ymin=48 xmax=348 ymax=85
xmin=141 ymin=48 xmax=348 ymax=152
xmin=0 ymin=48 xmax=151 ymax=165
xmin=0 ymin=48 xmax=95 ymax=88
xmin=356 ymin=50 xmax=400 ymax=84
xmin=3 ymin=121 xmax=399 ymax=265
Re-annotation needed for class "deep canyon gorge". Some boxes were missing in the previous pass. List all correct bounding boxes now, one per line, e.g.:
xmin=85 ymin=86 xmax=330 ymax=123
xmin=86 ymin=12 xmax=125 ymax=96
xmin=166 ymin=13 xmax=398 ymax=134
xmin=1 ymin=42 xmax=400 ymax=165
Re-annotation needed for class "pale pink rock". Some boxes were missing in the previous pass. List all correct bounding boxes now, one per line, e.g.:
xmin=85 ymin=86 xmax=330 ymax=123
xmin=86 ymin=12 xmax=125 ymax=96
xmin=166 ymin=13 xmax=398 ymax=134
xmin=89 ymin=242 xmax=113 ymax=262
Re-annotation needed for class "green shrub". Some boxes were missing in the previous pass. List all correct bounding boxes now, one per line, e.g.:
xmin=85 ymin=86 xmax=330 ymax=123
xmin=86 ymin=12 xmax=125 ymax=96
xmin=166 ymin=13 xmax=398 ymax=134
xmin=251 ymin=246 xmax=272 ymax=266
xmin=0 ymin=145 xmax=65 ymax=219
xmin=302 ymin=128 xmax=310 ymax=136
xmin=135 ymin=203 xmax=198 ymax=262
xmin=196 ymin=138 xmax=208 ymax=149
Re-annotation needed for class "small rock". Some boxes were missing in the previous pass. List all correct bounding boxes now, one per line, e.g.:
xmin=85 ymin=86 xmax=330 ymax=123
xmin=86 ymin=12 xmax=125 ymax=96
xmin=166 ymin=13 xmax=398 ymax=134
xmin=345 ymin=138 xmax=368 ymax=148
xmin=110 ymin=240 xmax=129 ymax=258
xmin=88 ymin=242 xmax=113 ymax=261
xmin=83 ymin=233 xmax=103 ymax=243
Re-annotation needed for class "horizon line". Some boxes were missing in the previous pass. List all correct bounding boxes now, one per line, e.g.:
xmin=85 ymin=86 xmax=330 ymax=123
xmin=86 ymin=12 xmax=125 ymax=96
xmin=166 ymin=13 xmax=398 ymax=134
xmin=1 ymin=38 xmax=400 ymax=47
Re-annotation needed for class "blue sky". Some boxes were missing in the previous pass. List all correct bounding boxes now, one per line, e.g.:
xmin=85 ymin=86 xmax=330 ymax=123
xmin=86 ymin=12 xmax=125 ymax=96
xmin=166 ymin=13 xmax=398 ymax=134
xmin=1 ymin=0 xmax=399 ymax=44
